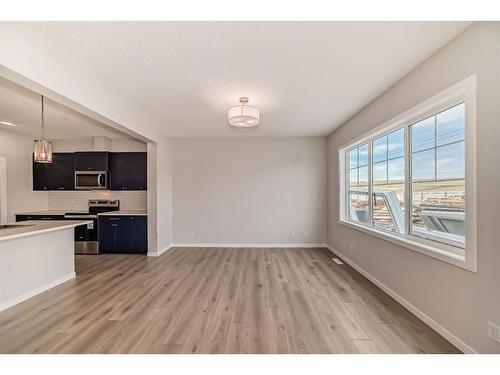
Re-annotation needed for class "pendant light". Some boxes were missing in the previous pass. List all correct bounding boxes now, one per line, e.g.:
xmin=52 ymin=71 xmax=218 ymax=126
xmin=228 ymin=97 xmax=260 ymax=128
xmin=33 ymin=95 xmax=53 ymax=163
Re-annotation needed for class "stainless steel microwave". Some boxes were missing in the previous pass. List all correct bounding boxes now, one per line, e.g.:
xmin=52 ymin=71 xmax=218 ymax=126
xmin=75 ymin=171 xmax=108 ymax=190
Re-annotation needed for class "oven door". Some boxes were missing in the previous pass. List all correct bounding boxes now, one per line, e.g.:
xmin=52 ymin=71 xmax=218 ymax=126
xmin=64 ymin=215 xmax=99 ymax=254
xmin=75 ymin=171 xmax=107 ymax=190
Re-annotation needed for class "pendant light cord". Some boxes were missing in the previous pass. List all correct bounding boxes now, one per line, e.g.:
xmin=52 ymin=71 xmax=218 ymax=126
xmin=40 ymin=95 xmax=45 ymax=140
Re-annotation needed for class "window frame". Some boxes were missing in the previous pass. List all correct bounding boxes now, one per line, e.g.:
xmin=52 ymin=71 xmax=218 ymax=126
xmin=338 ymin=75 xmax=477 ymax=272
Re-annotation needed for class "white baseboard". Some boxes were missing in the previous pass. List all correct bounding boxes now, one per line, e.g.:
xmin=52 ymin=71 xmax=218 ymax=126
xmin=171 ymin=243 xmax=329 ymax=248
xmin=0 ymin=272 xmax=75 ymax=313
xmin=325 ymin=245 xmax=477 ymax=354
xmin=147 ymin=244 xmax=173 ymax=257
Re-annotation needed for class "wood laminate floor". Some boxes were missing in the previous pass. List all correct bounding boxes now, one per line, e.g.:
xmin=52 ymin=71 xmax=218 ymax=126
xmin=0 ymin=247 xmax=460 ymax=354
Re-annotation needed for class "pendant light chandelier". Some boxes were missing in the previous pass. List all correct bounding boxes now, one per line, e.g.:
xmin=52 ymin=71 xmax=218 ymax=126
xmin=228 ymin=97 xmax=260 ymax=128
xmin=33 ymin=95 xmax=53 ymax=163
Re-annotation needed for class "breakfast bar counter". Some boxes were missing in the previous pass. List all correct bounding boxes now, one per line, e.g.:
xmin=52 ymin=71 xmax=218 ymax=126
xmin=0 ymin=220 xmax=91 ymax=312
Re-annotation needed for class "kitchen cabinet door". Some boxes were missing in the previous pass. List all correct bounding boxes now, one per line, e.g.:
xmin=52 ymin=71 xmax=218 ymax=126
xmin=33 ymin=153 xmax=75 ymax=190
xmin=130 ymin=216 xmax=148 ymax=252
xmin=74 ymin=152 xmax=109 ymax=171
xmin=98 ymin=217 xmax=119 ymax=252
xmin=109 ymin=152 xmax=147 ymax=190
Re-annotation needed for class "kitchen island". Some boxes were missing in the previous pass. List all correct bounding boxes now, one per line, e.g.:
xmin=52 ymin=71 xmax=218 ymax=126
xmin=0 ymin=220 xmax=91 ymax=312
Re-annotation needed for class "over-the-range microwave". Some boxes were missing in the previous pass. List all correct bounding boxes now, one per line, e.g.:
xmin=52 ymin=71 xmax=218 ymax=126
xmin=74 ymin=171 xmax=108 ymax=190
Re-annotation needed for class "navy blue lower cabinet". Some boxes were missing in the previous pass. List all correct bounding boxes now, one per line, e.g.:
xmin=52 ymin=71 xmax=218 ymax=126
xmin=98 ymin=216 xmax=147 ymax=254
xmin=16 ymin=214 xmax=65 ymax=222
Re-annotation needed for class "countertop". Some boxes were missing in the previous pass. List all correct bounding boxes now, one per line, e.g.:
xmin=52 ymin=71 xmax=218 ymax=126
xmin=97 ymin=210 xmax=148 ymax=216
xmin=0 ymin=220 xmax=92 ymax=242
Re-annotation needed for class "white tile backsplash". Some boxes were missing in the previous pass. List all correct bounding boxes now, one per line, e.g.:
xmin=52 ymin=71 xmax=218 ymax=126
xmin=48 ymin=191 xmax=147 ymax=211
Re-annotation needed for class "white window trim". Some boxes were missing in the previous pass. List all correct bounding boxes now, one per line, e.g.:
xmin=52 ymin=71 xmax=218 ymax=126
xmin=338 ymin=75 xmax=477 ymax=272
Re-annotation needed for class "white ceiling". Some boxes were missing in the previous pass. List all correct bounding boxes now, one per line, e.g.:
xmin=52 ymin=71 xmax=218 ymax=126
xmin=2 ymin=22 xmax=471 ymax=138
xmin=0 ymin=76 xmax=136 ymax=140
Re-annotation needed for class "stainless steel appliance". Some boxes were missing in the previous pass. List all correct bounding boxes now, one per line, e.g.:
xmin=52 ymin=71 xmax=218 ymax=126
xmin=74 ymin=171 xmax=108 ymax=190
xmin=64 ymin=199 xmax=120 ymax=254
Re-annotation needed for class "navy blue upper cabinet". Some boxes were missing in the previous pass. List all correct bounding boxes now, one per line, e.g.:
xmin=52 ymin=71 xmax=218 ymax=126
xmin=32 ymin=151 xmax=146 ymax=191
xmin=33 ymin=152 xmax=75 ymax=190
xmin=109 ymin=152 xmax=147 ymax=190
xmin=74 ymin=152 xmax=109 ymax=171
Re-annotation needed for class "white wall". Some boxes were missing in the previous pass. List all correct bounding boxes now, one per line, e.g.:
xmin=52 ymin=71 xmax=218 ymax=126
xmin=327 ymin=22 xmax=500 ymax=353
xmin=173 ymin=137 xmax=327 ymax=245
xmin=0 ymin=128 xmax=48 ymax=221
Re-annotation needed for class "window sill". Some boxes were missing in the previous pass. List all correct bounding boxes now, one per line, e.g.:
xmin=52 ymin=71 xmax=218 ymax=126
xmin=338 ymin=219 xmax=476 ymax=272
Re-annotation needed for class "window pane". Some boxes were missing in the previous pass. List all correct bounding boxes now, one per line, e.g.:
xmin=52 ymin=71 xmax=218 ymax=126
xmin=411 ymin=117 xmax=435 ymax=152
xmin=373 ymin=161 xmax=387 ymax=185
xmin=349 ymin=148 xmax=358 ymax=169
xmin=437 ymin=141 xmax=465 ymax=180
xmin=411 ymin=127 xmax=465 ymax=245
xmin=373 ymin=136 xmax=387 ymax=163
xmin=411 ymin=180 xmax=465 ymax=244
xmin=358 ymin=144 xmax=369 ymax=167
xmin=412 ymin=149 xmax=435 ymax=181
xmin=358 ymin=166 xmax=368 ymax=186
xmin=350 ymin=168 xmax=358 ymax=187
xmin=349 ymin=192 xmax=369 ymax=224
xmin=437 ymin=103 xmax=465 ymax=146
xmin=372 ymin=154 xmax=405 ymax=233
xmin=388 ymin=128 xmax=405 ymax=159
xmin=388 ymin=157 xmax=405 ymax=182
xmin=372 ymin=190 xmax=404 ymax=233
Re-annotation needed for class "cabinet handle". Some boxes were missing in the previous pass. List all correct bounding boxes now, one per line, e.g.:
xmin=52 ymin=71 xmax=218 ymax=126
xmin=111 ymin=224 xmax=118 ymax=227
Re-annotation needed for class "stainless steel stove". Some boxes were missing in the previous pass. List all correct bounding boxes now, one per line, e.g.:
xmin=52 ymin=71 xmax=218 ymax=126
xmin=64 ymin=199 xmax=120 ymax=254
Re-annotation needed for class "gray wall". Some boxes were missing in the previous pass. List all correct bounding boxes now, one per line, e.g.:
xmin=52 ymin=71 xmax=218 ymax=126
xmin=327 ymin=22 xmax=500 ymax=353
xmin=173 ymin=137 xmax=327 ymax=245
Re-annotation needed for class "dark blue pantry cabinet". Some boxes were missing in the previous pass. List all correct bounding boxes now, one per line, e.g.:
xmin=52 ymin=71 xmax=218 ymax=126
xmin=98 ymin=215 xmax=147 ymax=254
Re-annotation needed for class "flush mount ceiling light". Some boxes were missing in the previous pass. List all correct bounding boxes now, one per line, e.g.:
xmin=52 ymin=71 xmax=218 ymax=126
xmin=33 ymin=95 xmax=53 ymax=164
xmin=0 ymin=121 xmax=16 ymax=127
xmin=228 ymin=97 xmax=260 ymax=128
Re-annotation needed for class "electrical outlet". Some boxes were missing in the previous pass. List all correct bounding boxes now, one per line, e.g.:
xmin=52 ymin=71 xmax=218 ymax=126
xmin=189 ymin=231 xmax=195 ymax=238
xmin=487 ymin=321 xmax=500 ymax=343
xmin=304 ymin=231 xmax=309 ymax=238
xmin=349 ymin=244 xmax=353 ymax=251
xmin=289 ymin=232 xmax=295 ymax=238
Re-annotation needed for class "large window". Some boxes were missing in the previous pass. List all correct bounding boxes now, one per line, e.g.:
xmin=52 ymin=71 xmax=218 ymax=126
xmin=339 ymin=76 xmax=476 ymax=271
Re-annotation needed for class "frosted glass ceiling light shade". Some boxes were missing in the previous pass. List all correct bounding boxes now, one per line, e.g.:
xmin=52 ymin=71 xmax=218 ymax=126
xmin=33 ymin=95 xmax=53 ymax=163
xmin=228 ymin=97 xmax=260 ymax=128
